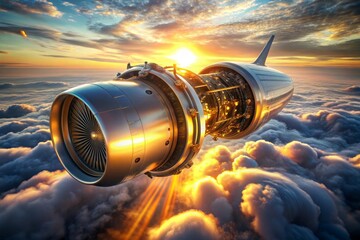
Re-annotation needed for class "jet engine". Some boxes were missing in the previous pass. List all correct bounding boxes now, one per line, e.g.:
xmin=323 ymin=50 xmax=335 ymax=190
xmin=50 ymin=36 xmax=293 ymax=186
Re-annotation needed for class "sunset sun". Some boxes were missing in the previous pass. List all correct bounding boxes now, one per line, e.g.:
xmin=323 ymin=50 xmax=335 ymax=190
xmin=170 ymin=48 xmax=197 ymax=67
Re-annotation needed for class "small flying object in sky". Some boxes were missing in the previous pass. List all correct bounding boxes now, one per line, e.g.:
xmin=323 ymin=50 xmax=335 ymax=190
xmin=19 ymin=30 xmax=27 ymax=38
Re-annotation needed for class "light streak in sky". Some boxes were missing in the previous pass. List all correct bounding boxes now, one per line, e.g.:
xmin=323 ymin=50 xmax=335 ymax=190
xmin=119 ymin=175 xmax=182 ymax=239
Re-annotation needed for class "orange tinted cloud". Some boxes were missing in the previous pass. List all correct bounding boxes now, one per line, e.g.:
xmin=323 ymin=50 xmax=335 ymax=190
xmin=149 ymin=210 xmax=220 ymax=240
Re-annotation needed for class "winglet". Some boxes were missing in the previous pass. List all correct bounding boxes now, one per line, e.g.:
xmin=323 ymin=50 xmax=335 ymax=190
xmin=253 ymin=35 xmax=275 ymax=66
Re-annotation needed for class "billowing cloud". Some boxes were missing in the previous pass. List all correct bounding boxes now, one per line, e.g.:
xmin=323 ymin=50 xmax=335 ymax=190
xmin=350 ymin=154 xmax=360 ymax=168
xmin=149 ymin=210 xmax=220 ymax=240
xmin=0 ymin=104 xmax=35 ymax=118
xmin=0 ymin=0 xmax=62 ymax=18
xmin=344 ymin=85 xmax=360 ymax=93
xmin=0 ymin=170 xmax=150 ymax=239
xmin=281 ymin=141 xmax=318 ymax=168
xmin=0 ymin=141 xmax=59 ymax=193
xmin=246 ymin=109 xmax=360 ymax=157
xmin=0 ymin=146 xmax=31 ymax=165
xmin=181 ymin=139 xmax=359 ymax=239
xmin=0 ymin=127 xmax=50 ymax=148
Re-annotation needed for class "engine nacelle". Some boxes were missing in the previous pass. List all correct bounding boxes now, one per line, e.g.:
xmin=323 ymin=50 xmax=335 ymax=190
xmin=50 ymin=36 xmax=293 ymax=186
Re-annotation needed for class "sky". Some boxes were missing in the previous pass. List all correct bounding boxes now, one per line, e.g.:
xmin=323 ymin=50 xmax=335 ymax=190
xmin=0 ymin=1 xmax=360 ymax=240
xmin=0 ymin=0 xmax=359 ymax=72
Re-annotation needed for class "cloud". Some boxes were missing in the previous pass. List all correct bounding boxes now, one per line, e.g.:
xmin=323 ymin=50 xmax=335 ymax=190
xmin=192 ymin=177 xmax=228 ymax=214
xmin=0 ymin=22 xmax=61 ymax=40
xmin=149 ymin=210 xmax=220 ymax=240
xmin=151 ymin=21 xmax=182 ymax=31
xmin=0 ymin=0 xmax=358 ymax=72
xmin=192 ymin=146 xmax=232 ymax=178
xmin=240 ymin=182 xmax=318 ymax=240
xmin=0 ymin=81 xmax=68 ymax=89
xmin=0 ymin=146 xmax=31 ymax=166
xmin=232 ymin=155 xmax=258 ymax=170
xmin=62 ymin=1 xmax=75 ymax=7
xmin=281 ymin=141 xmax=318 ymax=168
xmin=60 ymin=38 xmax=101 ymax=50
xmin=0 ymin=22 xmax=100 ymax=51
xmin=182 ymin=139 xmax=359 ymax=239
xmin=79 ymin=0 xmax=360 ymax=61
xmin=240 ymin=0 xmax=359 ymax=41
xmin=274 ymin=39 xmax=360 ymax=58
xmin=0 ymin=0 xmax=62 ymax=18
xmin=0 ymin=170 xmax=150 ymax=239
xmin=0 ymin=0 xmax=357 ymax=66
xmin=300 ymin=110 xmax=360 ymax=145
xmin=0 ymin=141 xmax=60 ymax=193
xmin=0 ymin=104 xmax=35 ymax=118
xmin=0 ymin=62 xmax=29 ymax=68
xmin=350 ymin=154 xmax=360 ymax=168
xmin=344 ymin=85 xmax=360 ymax=93
xmin=0 ymin=127 xmax=50 ymax=148
xmin=241 ymin=109 xmax=360 ymax=157
xmin=42 ymin=54 xmax=120 ymax=63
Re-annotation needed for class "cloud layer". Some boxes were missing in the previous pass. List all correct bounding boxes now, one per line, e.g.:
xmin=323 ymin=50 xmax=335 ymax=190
xmin=0 ymin=171 xmax=150 ymax=239
xmin=151 ymin=139 xmax=358 ymax=239
xmin=0 ymin=0 xmax=62 ymax=18
xmin=0 ymin=104 xmax=36 ymax=118
xmin=0 ymin=60 xmax=359 ymax=239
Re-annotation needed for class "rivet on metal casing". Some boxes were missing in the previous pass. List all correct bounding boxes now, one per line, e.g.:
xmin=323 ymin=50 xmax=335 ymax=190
xmin=174 ymin=79 xmax=186 ymax=90
xmin=189 ymin=108 xmax=198 ymax=118
xmin=138 ymin=61 xmax=150 ymax=78
xmin=191 ymin=144 xmax=200 ymax=152
xmin=185 ymin=161 xmax=193 ymax=168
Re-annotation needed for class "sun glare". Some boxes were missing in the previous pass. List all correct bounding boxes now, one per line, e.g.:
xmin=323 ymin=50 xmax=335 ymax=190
xmin=171 ymin=48 xmax=197 ymax=67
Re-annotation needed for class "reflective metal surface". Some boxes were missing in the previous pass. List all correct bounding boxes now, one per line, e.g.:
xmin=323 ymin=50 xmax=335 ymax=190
xmin=51 ymin=80 xmax=178 ymax=185
xmin=199 ymin=62 xmax=293 ymax=139
xmin=50 ymin=36 xmax=294 ymax=186
xmin=116 ymin=64 xmax=205 ymax=177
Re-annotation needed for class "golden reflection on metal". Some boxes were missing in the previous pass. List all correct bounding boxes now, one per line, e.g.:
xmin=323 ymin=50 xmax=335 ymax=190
xmin=114 ymin=81 xmax=139 ymax=86
xmin=112 ymin=139 xmax=134 ymax=148
xmin=50 ymin=36 xmax=293 ymax=186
